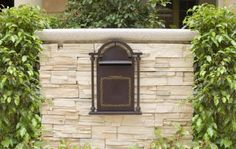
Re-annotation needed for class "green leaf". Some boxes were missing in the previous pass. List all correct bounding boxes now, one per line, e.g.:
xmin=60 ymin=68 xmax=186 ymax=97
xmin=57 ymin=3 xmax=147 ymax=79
xmin=220 ymin=139 xmax=232 ymax=148
xmin=207 ymin=127 xmax=214 ymax=137
xmin=22 ymin=55 xmax=27 ymax=62
xmin=19 ymin=127 xmax=27 ymax=137
xmin=206 ymin=56 xmax=212 ymax=62
xmin=1 ymin=138 xmax=12 ymax=148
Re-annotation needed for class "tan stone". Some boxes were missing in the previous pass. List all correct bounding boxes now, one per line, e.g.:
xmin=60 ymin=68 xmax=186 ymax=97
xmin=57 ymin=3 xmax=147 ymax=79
xmin=42 ymin=115 xmax=65 ymax=124
xmin=140 ymin=59 xmax=156 ymax=70
xmin=141 ymin=77 xmax=167 ymax=86
xmin=42 ymin=85 xmax=79 ymax=98
xmin=53 ymin=125 xmax=91 ymax=139
xmin=76 ymin=71 xmax=91 ymax=85
xmin=77 ymin=58 xmax=91 ymax=71
xmin=156 ymin=86 xmax=192 ymax=96
xmin=63 ymin=44 xmax=94 ymax=56
xmin=51 ymin=71 xmax=76 ymax=84
xmin=40 ymin=71 xmax=51 ymax=84
xmin=40 ymin=42 xmax=194 ymax=148
xmin=155 ymin=103 xmax=193 ymax=113
xmin=140 ymin=72 xmax=175 ymax=77
xmin=130 ymin=44 xmax=185 ymax=58
xmin=92 ymin=126 xmax=117 ymax=139
xmin=122 ymin=114 xmax=155 ymax=127
xmin=53 ymin=99 xmax=76 ymax=108
xmin=184 ymin=72 xmax=194 ymax=83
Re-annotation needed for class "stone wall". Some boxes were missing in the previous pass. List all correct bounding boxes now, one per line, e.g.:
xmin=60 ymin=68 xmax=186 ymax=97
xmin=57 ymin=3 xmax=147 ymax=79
xmin=38 ymin=29 xmax=196 ymax=149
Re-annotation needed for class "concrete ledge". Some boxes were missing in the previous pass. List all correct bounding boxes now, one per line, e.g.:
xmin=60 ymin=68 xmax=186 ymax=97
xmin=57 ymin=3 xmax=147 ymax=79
xmin=36 ymin=29 xmax=197 ymax=43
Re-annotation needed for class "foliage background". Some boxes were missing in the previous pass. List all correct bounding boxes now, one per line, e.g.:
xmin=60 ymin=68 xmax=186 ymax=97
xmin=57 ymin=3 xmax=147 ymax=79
xmin=184 ymin=4 xmax=236 ymax=149
xmin=0 ymin=6 xmax=49 ymax=149
xmin=58 ymin=0 xmax=170 ymax=28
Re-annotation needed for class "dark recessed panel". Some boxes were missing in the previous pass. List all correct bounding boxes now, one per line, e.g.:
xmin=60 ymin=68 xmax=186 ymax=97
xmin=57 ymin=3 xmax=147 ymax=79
xmin=89 ymin=41 xmax=142 ymax=115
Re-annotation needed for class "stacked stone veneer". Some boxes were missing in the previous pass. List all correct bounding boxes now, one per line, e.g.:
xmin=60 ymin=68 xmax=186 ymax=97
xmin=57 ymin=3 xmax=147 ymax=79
xmin=39 ymin=29 xmax=194 ymax=149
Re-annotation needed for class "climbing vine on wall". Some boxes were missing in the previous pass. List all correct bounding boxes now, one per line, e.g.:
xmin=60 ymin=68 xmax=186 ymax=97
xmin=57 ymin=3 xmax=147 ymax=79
xmin=184 ymin=4 xmax=236 ymax=149
xmin=0 ymin=6 xmax=49 ymax=148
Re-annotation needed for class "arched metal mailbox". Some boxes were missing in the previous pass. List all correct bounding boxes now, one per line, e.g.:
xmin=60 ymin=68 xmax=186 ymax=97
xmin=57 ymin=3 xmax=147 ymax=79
xmin=89 ymin=41 xmax=142 ymax=115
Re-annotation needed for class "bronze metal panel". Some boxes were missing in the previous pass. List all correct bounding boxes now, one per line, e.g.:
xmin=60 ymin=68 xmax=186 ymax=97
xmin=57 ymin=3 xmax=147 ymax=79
xmin=89 ymin=40 xmax=142 ymax=114
xmin=97 ymin=45 xmax=134 ymax=111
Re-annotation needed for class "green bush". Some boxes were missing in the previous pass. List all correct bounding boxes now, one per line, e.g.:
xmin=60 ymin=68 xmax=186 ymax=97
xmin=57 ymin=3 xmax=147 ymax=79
xmin=59 ymin=0 xmax=170 ymax=28
xmin=0 ymin=5 xmax=49 ymax=148
xmin=150 ymin=125 xmax=191 ymax=149
xmin=184 ymin=4 xmax=236 ymax=149
xmin=57 ymin=140 xmax=93 ymax=149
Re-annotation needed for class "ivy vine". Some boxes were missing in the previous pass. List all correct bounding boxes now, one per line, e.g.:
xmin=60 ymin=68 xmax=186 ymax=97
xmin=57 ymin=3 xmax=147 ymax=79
xmin=0 ymin=6 xmax=49 ymax=148
xmin=184 ymin=4 xmax=236 ymax=149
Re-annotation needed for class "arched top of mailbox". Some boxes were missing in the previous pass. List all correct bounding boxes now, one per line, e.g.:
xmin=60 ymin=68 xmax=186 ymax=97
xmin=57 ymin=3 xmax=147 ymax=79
xmin=97 ymin=41 xmax=134 ymax=60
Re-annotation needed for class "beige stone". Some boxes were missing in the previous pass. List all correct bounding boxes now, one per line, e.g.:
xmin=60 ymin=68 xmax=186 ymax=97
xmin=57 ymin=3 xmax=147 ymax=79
xmin=40 ymin=37 xmax=194 ymax=148
xmin=53 ymin=99 xmax=76 ymax=108
xmin=51 ymin=71 xmax=76 ymax=84
xmin=42 ymin=85 xmax=79 ymax=98
xmin=92 ymin=126 xmax=117 ymax=139
xmin=130 ymin=44 xmax=185 ymax=58
xmin=42 ymin=115 xmax=65 ymax=124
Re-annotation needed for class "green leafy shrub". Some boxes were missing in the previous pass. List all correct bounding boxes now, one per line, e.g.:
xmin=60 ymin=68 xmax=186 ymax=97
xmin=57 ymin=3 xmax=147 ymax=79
xmin=59 ymin=0 xmax=170 ymax=28
xmin=184 ymin=4 xmax=236 ymax=149
xmin=150 ymin=125 xmax=191 ymax=149
xmin=47 ymin=140 xmax=94 ymax=149
xmin=0 ymin=5 xmax=49 ymax=148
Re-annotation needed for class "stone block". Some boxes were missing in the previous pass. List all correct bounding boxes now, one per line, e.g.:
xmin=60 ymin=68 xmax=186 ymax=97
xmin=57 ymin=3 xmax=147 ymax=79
xmin=78 ymin=115 xmax=105 ymax=126
xmin=140 ymin=72 xmax=175 ymax=77
xmin=92 ymin=126 xmax=117 ymax=139
xmin=39 ymin=71 xmax=51 ymax=84
xmin=184 ymin=72 xmax=194 ymax=83
xmin=168 ymin=57 xmax=193 ymax=68
xmin=53 ymin=99 xmax=76 ymax=108
xmin=141 ymin=77 xmax=167 ymax=86
xmin=167 ymin=76 xmax=184 ymax=85
xmin=118 ymin=126 xmax=154 ymax=139
xmin=76 ymin=101 xmax=91 ymax=115
xmin=42 ymin=85 xmax=79 ymax=98
xmin=76 ymin=71 xmax=91 ymax=85
xmin=155 ymin=103 xmax=193 ymax=113
xmin=51 ymin=71 xmax=76 ymax=84
xmin=53 ymin=125 xmax=91 ymax=139
xmin=140 ymin=60 xmax=156 ymax=71
xmin=122 ymin=114 xmax=155 ymax=127
xmin=141 ymin=103 xmax=157 ymax=113
xmin=130 ymin=44 xmax=185 ymax=58
xmin=42 ymin=115 xmax=65 ymax=124
xmin=106 ymin=139 xmax=139 ymax=149
xmin=77 ymin=58 xmax=91 ymax=71
xmin=78 ymin=85 xmax=91 ymax=99
xmin=51 ymin=44 xmax=93 ymax=58
xmin=63 ymin=44 xmax=94 ymax=57
xmin=156 ymin=86 xmax=192 ymax=96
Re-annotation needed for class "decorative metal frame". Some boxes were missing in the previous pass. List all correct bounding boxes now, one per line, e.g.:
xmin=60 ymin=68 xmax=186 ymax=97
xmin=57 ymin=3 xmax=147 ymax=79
xmin=89 ymin=40 xmax=142 ymax=115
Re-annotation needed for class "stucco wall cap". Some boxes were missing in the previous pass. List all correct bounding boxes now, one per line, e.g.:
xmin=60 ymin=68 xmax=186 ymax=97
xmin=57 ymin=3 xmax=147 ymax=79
xmin=36 ymin=29 xmax=197 ymax=43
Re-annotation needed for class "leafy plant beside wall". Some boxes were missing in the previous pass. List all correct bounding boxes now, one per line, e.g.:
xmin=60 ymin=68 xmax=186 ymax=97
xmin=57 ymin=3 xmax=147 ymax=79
xmin=59 ymin=0 xmax=170 ymax=28
xmin=0 ymin=6 xmax=49 ymax=148
xmin=184 ymin=4 xmax=236 ymax=149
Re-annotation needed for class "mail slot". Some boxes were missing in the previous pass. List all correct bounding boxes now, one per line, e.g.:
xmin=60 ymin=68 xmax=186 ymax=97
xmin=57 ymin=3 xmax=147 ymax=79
xmin=89 ymin=41 xmax=142 ymax=115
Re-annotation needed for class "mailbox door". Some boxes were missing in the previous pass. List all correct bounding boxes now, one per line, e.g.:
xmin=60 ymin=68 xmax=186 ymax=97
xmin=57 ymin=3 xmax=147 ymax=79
xmin=97 ymin=65 xmax=134 ymax=111
xmin=97 ymin=46 xmax=134 ymax=111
